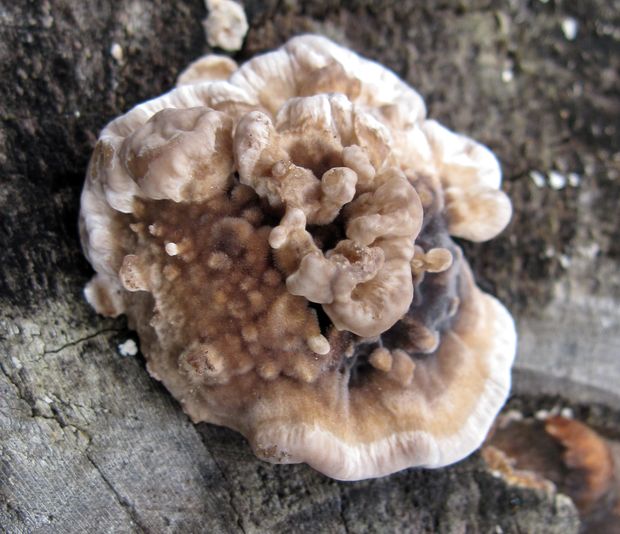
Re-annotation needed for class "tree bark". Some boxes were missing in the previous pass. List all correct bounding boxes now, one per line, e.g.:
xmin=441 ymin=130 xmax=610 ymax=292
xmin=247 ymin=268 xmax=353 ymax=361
xmin=2 ymin=0 xmax=618 ymax=531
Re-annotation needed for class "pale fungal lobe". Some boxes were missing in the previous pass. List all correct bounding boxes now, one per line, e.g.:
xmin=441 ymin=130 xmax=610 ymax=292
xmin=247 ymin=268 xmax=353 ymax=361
xmin=203 ymin=0 xmax=248 ymax=52
xmin=80 ymin=35 xmax=516 ymax=480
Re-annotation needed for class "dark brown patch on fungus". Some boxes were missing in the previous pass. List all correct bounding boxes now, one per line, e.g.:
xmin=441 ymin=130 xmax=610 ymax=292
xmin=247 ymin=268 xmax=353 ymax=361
xmin=80 ymin=35 xmax=516 ymax=480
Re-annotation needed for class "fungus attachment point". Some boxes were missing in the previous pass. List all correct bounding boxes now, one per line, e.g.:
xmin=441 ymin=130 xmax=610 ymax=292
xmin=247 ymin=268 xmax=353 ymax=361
xmin=80 ymin=35 xmax=516 ymax=480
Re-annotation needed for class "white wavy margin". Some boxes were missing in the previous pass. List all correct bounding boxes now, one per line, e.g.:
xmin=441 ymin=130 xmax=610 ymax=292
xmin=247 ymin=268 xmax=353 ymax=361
xmin=251 ymin=294 xmax=516 ymax=481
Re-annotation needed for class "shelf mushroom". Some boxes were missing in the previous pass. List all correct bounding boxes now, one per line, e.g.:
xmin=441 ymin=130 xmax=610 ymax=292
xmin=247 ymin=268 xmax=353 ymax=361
xmin=80 ymin=35 xmax=516 ymax=480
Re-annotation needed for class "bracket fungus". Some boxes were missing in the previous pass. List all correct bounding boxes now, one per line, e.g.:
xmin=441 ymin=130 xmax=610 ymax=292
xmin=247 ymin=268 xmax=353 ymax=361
xmin=80 ymin=35 xmax=516 ymax=480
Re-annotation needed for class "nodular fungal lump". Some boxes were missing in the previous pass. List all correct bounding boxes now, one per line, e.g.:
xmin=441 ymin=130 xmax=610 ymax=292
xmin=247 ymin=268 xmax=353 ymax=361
xmin=80 ymin=35 xmax=516 ymax=481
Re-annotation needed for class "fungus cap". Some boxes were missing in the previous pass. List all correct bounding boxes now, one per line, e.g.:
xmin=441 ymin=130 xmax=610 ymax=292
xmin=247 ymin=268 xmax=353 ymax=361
xmin=80 ymin=35 xmax=516 ymax=480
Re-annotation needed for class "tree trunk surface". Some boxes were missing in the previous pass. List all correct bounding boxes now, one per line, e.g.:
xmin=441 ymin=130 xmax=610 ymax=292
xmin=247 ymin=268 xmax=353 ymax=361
xmin=2 ymin=1 xmax=618 ymax=532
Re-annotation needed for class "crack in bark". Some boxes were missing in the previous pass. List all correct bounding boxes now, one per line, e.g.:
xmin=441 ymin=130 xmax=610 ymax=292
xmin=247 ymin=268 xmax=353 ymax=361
xmin=195 ymin=428 xmax=247 ymax=534
xmin=1 ymin=357 xmax=94 ymax=443
xmin=42 ymin=327 xmax=121 ymax=356
xmin=4 ymin=327 xmax=146 ymax=532
xmin=85 ymin=452 xmax=149 ymax=534
xmin=0 ymin=360 xmax=34 ymax=416
xmin=32 ymin=411 xmax=93 ymax=441
xmin=1 ymin=326 xmax=120 ymax=424
xmin=337 ymin=484 xmax=351 ymax=534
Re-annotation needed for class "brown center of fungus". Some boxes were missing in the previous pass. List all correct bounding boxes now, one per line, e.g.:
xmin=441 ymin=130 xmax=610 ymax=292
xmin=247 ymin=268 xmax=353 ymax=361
xmin=80 ymin=35 xmax=516 ymax=481
xmin=235 ymin=95 xmax=424 ymax=339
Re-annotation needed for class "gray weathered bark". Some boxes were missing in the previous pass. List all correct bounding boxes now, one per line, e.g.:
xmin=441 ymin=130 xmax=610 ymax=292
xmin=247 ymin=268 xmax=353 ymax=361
xmin=2 ymin=0 xmax=618 ymax=532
